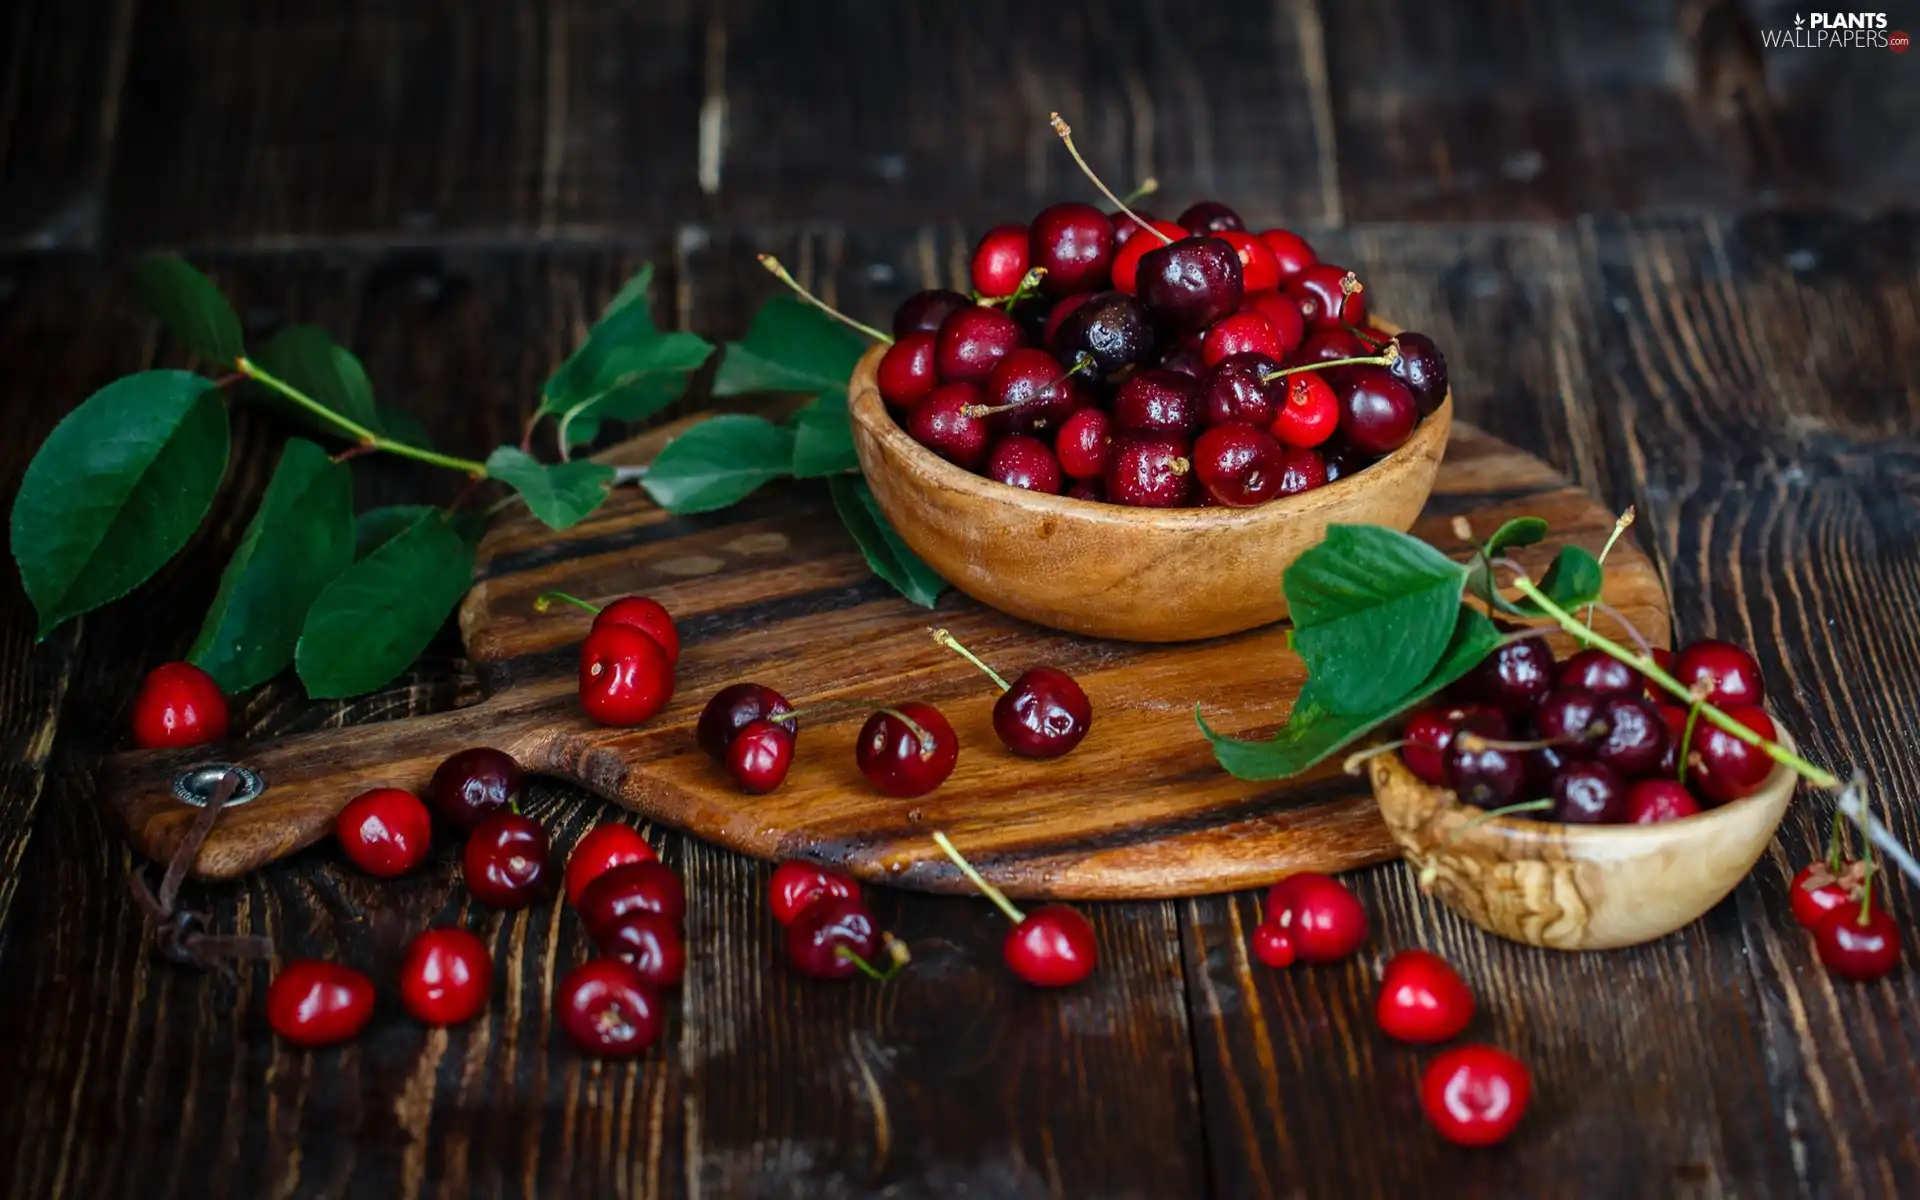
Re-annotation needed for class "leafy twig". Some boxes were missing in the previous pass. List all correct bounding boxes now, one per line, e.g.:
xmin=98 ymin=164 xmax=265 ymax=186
xmin=240 ymin=356 xmax=489 ymax=477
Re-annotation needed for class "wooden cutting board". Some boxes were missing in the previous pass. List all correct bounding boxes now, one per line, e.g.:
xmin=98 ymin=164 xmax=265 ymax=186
xmin=101 ymin=421 xmax=1669 ymax=899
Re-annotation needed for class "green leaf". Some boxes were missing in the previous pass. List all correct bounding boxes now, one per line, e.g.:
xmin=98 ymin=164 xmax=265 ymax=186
xmin=712 ymin=295 xmax=869 ymax=397
xmin=371 ymin=406 xmax=435 ymax=450
xmin=132 ymin=257 xmax=244 ymax=364
xmin=1201 ymin=608 xmax=1502 ymax=779
xmin=296 ymin=511 xmax=476 ymax=698
xmin=252 ymin=326 xmax=379 ymax=432
xmin=1465 ymin=516 xmax=1549 ymax=609
xmin=10 ymin=371 xmax=230 ymax=637
xmin=540 ymin=265 xmax=710 ymax=445
xmin=828 ymin=476 xmax=945 ymax=608
xmin=484 ymin=447 xmax=615 ymax=531
xmin=641 ymin=415 xmax=795 ymax=513
xmin=1285 ymin=525 xmax=1468 ymax=715
xmin=187 ymin=439 xmax=354 ymax=691
xmin=355 ymin=505 xmax=437 ymax=559
xmin=791 ymin=392 xmax=859 ymax=478
xmin=1509 ymin=545 xmax=1605 ymax=616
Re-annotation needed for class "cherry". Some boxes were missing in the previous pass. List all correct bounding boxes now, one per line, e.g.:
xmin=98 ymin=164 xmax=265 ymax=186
xmin=983 ymin=346 xmax=1085 ymax=436
xmin=1654 ymin=702 xmax=1688 ymax=775
xmin=1250 ymin=923 xmax=1296 ymax=967
xmin=1420 ymin=1045 xmax=1532 ymax=1147
xmin=597 ymin=911 xmax=687 ymax=989
xmin=1270 ymin=371 xmax=1339 ymax=448
xmin=785 ymin=895 xmax=891 ymax=981
xmin=1195 ymin=423 xmax=1286 ymax=507
xmin=1594 ymin=693 xmax=1670 ymax=777
xmin=1532 ymin=686 xmax=1604 ymax=752
xmin=1558 ymin=647 xmax=1643 ymax=696
xmin=1292 ymin=264 xmax=1367 ymax=330
xmin=1199 ymin=353 xmax=1281 ymax=428
xmin=1054 ymin=406 xmax=1113 ymax=480
xmin=1029 ymin=202 xmax=1115 ymax=296
xmin=1201 ymin=310 xmax=1284 ymax=367
xmin=1551 ymin=760 xmax=1627 ymax=824
xmin=907 ymin=382 xmax=992 ymax=470
xmin=1113 ymin=367 xmax=1202 ymax=436
xmin=1335 ymin=366 xmax=1418 ymax=455
xmin=1461 ymin=636 xmax=1557 ymax=715
xmin=1216 ymin=231 xmax=1281 ymax=293
xmin=727 ymin=718 xmax=795 ymax=793
xmin=1790 ymin=852 xmax=1875 ymax=928
xmin=1401 ymin=704 xmax=1508 ymax=786
xmin=935 ymin=305 xmax=1024 ymax=384
xmin=558 ymin=958 xmax=662 ymax=1057
xmin=856 ymin=703 xmax=959 ymax=797
xmin=1110 ymin=207 xmax=1160 ymax=247
xmin=932 ymin=628 xmax=1091 ymax=759
xmin=1297 ymin=326 xmax=1369 ymax=365
xmin=934 ymin=831 xmax=1097 ymax=986
xmin=1389 ymin=331 xmax=1450 ymax=414
xmin=695 ymin=682 xmax=795 ymax=761
xmin=1241 ymin=290 xmax=1308 ymax=357
xmin=1688 ymin=706 xmax=1777 ymax=803
xmin=1049 ymin=291 xmax=1157 ymax=378
xmin=892 ymin=288 xmax=972 ymax=337
xmin=1066 ymin=479 xmax=1104 ymax=501
xmin=969 ymin=223 xmax=1030 ymax=298
xmin=770 ymin=860 xmax=862 ymax=926
xmin=1376 ymin=949 xmax=1475 ymax=1044
xmin=1105 ymin=435 xmax=1194 ymax=508
xmin=463 ymin=812 xmax=551 ymax=909
xmin=1158 ymin=345 xmax=1205 ymax=378
xmin=1137 ymin=236 xmax=1245 ymax=332
xmin=334 ymin=787 xmax=432 ymax=878
xmin=1113 ymin=219 xmax=1189 ymax=293
xmin=130 ymin=661 xmax=228 ymax=749
xmin=579 ymin=861 xmax=687 ymax=940
xmin=399 ymin=927 xmax=492 ymax=1027
xmin=1815 ymin=902 xmax=1902 ymax=982
xmin=1672 ymin=639 xmax=1766 ymax=708
xmin=428 ymin=747 xmax=525 ymax=832
xmin=1177 ymin=200 xmax=1244 ymax=235
xmin=1524 ymin=743 xmax=1577 ymax=792
xmin=1256 ymin=229 xmax=1318 ymax=281
xmin=876 ymin=331 xmax=939 ymax=408
xmin=266 ymin=960 xmax=375 ymax=1047
xmin=564 ymin=822 xmax=658 ymax=907
xmin=579 ymin=622 xmax=674 ymax=726
xmin=537 ymin=591 xmax=681 ymax=666
xmin=1626 ymin=779 xmax=1703 ymax=824
xmin=984 ymin=435 xmax=1065 ymax=494
xmin=1321 ymin=439 xmax=1372 ymax=483
xmin=1443 ymin=733 xmax=1526 ymax=808
xmin=1265 ymin=872 xmax=1369 ymax=963
xmin=1276 ymin=448 xmax=1327 ymax=496
xmin=1042 ymin=292 xmax=1093 ymax=346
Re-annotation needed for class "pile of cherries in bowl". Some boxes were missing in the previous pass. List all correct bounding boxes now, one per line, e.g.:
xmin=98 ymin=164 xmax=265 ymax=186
xmin=874 ymin=198 xmax=1449 ymax=508
xmin=1400 ymin=636 xmax=1778 ymax=823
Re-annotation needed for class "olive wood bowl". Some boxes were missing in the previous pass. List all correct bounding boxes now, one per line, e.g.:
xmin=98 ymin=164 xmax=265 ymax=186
xmin=1366 ymin=726 xmax=1799 ymax=950
xmin=846 ymin=331 xmax=1452 ymax=642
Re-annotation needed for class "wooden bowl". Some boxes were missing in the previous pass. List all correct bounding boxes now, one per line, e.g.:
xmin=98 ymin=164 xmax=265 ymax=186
xmin=1365 ymin=728 xmax=1799 ymax=950
xmin=847 ymin=337 xmax=1452 ymax=642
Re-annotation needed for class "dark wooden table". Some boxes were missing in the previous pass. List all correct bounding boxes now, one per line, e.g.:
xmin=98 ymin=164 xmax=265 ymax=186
xmin=3 ymin=2 xmax=1917 ymax=1196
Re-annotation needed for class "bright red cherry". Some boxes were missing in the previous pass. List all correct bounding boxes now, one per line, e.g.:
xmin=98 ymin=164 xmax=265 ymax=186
xmin=130 ymin=661 xmax=228 ymax=749
xmin=935 ymin=305 xmax=1024 ymax=385
xmin=1004 ymin=904 xmax=1098 ymax=987
xmin=984 ymin=435 xmax=1064 ymax=494
xmin=727 ymin=718 xmax=795 ymax=793
xmin=1054 ymin=406 xmax=1113 ymax=480
xmin=564 ymin=822 xmax=658 ymax=907
xmin=1256 ymin=229 xmax=1317 ymax=280
xmin=855 ymin=703 xmax=958 ymax=797
xmin=769 ymin=860 xmax=862 ymax=926
xmin=1270 ymin=372 xmax=1339 ymax=448
xmin=578 ymin=861 xmax=687 ymax=939
xmin=1672 ymin=639 xmax=1766 ymax=708
xmin=1376 ymin=950 xmax=1475 ymax=1043
xmin=1815 ymin=903 xmax=1902 ymax=982
xmin=579 ymin=623 xmax=674 ymax=726
xmin=969 ymin=224 xmax=1029 ymax=298
xmin=785 ymin=895 xmax=883 ymax=980
xmin=1029 ymin=202 xmax=1115 ymax=296
xmin=1043 ymin=292 xmax=1094 ymax=346
xmin=1625 ymin=779 xmax=1703 ymax=824
xmin=1266 ymin=873 xmax=1369 ymax=963
xmin=1201 ymin=311 xmax=1283 ymax=367
xmin=1241 ymin=290 xmax=1307 ymax=357
xmin=463 ymin=812 xmax=551 ymax=909
xmin=334 ymin=787 xmax=432 ymax=878
xmin=877 ymin=331 xmax=939 ymax=409
xmin=695 ymin=682 xmax=795 ymax=761
xmin=428 ymin=747 xmax=524 ymax=832
xmin=1113 ymin=367 xmax=1201 ymax=436
xmin=1112 ymin=220 xmax=1187 ymax=293
xmin=596 ymin=911 xmax=687 ymax=989
xmin=558 ymin=958 xmax=662 ymax=1057
xmin=907 ymin=382 xmax=992 ymax=470
xmin=1420 ymin=1045 xmax=1532 ymax=1146
xmin=399 ymin=928 xmax=492 ymax=1027
xmin=1216 ymin=231 xmax=1281 ymax=292
xmin=1250 ymin=923 xmax=1296 ymax=967
xmin=591 ymin=596 xmax=680 ymax=666
xmin=266 ymin=960 xmax=375 ymax=1047
xmin=1790 ymin=860 xmax=1871 ymax=930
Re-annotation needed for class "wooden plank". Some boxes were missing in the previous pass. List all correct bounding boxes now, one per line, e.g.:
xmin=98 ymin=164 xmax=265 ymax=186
xmin=0 ymin=0 xmax=134 ymax=248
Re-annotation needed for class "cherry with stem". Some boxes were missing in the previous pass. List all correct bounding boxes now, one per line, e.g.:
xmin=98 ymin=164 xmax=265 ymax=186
xmin=1049 ymin=113 xmax=1174 ymax=248
xmin=1259 ymin=343 xmax=1399 ymax=385
xmin=931 ymin=831 xmax=1097 ymax=987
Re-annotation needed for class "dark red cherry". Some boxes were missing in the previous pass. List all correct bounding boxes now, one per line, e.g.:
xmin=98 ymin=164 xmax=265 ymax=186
xmin=1004 ymin=904 xmax=1099 ymax=987
xmin=1049 ymin=291 xmax=1158 ymax=378
xmin=969 ymin=224 xmax=1030 ymax=298
xmin=1065 ymin=479 xmax=1104 ymax=502
xmin=1672 ymin=639 xmax=1766 ymax=708
xmin=908 ymin=381 xmax=992 ymax=470
xmin=463 ymin=812 xmax=551 ymax=909
xmin=726 ymin=718 xmax=795 ymax=794
xmin=1297 ymin=326 xmax=1369 ymax=364
xmin=785 ymin=895 xmax=882 ymax=980
xmin=983 ymin=346 xmax=1085 ymax=436
xmin=1105 ymin=435 xmax=1194 ymax=508
xmin=1177 ymin=200 xmax=1244 ymax=235
xmin=1256 ymin=229 xmax=1317 ymax=281
xmin=1559 ymin=648 xmax=1643 ymax=696
xmin=596 ymin=911 xmax=686 ymax=990
xmin=1198 ymin=352 xmax=1281 ymax=428
xmin=1029 ymin=202 xmax=1115 ymax=296
xmin=1110 ymin=208 xmax=1160 ymax=247
xmin=1137 ymin=237 xmax=1244 ymax=331
xmin=1112 ymin=219 xmax=1188 ymax=292
xmin=1594 ymin=694 xmax=1670 ymax=777
xmin=1389 ymin=331 xmax=1450 ymax=413
xmin=1462 ymin=637 xmax=1557 ymax=715
xmin=1524 ymin=742 xmax=1577 ymax=791
xmin=695 ymin=682 xmax=795 ymax=761
xmin=1201 ymin=311 xmax=1284 ymax=366
xmin=1533 ymin=686 xmax=1604 ymax=752
xmin=935 ymin=306 xmax=1024 ymax=384
xmin=1626 ymin=779 xmax=1703 ymax=824
xmin=994 ymin=667 xmax=1092 ymax=758
xmin=1275 ymin=447 xmax=1328 ymax=496
xmin=1112 ymin=367 xmax=1201 ymax=436
xmin=1292 ymin=263 xmax=1367 ymax=330
xmin=1054 ymin=406 xmax=1113 ymax=480
xmin=1815 ymin=904 xmax=1902 ymax=982
xmin=1689 ymin=706 xmax=1777 ymax=803
xmin=1335 ymin=366 xmax=1418 ymax=455
xmin=984 ymin=435 xmax=1064 ymax=494
xmin=1043 ymin=292 xmax=1093 ymax=346
xmin=1551 ymin=760 xmax=1627 ymax=824
xmin=558 ymin=958 xmax=661 ymax=1057
xmin=1320 ymin=439 xmax=1372 ymax=483
xmin=856 ymin=703 xmax=959 ymax=797
xmin=578 ymin=861 xmax=687 ymax=940
xmin=893 ymin=288 xmax=973 ymax=337
xmin=428 ymin=747 xmax=525 ymax=832
xmin=1158 ymin=345 xmax=1205 ymax=378
xmin=769 ymin=861 xmax=862 ymax=926
xmin=1443 ymin=736 xmax=1526 ymax=808
xmin=876 ymin=331 xmax=938 ymax=409
xmin=1194 ymin=423 xmax=1286 ymax=507
xmin=1401 ymin=704 xmax=1508 ymax=785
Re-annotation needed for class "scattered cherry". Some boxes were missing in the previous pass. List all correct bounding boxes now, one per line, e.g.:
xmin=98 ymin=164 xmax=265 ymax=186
xmin=1626 ymin=779 xmax=1702 ymax=824
xmin=335 ymin=787 xmax=432 ymax=878
xmin=856 ymin=703 xmax=959 ymax=797
xmin=463 ymin=812 xmax=551 ymax=909
xmin=934 ymin=831 xmax=1096 ymax=986
xmin=969 ymin=224 xmax=1030 ymax=298
xmin=769 ymin=860 xmax=862 ymax=926
xmin=1420 ymin=1045 xmax=1532 ymax=1146
xmin=1672 ymin=638 xmax=1766 ymax=708
xmin=266 ymin=960 xmax=375 ymax=1047
xmin=1815 ymin=902 xmax=1902 ymax=982
xmin=596 ymin=911 xmax=687 ymax=989
xmin=578 ymin=861 xmax=687 ymax=939
xmin=893 ymin=288 xmax=972 ymax=337
xmin=564 ymin=823 xmax=658 ymax=907
xmin=727 ymin=718 xmax=795 ymax=793
xmin=696 ymin=682 xmax=795 ymax=762
xmin=537 ymin=591 xmax=680 ymax=665
xmin=557 ymin=958 xmax=662 ymax=1057
xmin=785 ymin=895 xmax=883 ymax=981
xmin=428 ymin=747 xmax=524 ymax=832
xmin=984 ymin=435 xmax=1065 ymax=494
xmin=399 ymin=927 xmax=492 ymax=1027
xmin=1376 ymin=949 xmax=1475 ymax=1044
xmin=130 ymin=661 xmax=228 ymax=749
xmin=579 ymin=622 xmax=674 ymax=726
xmin=1266 ymin=872 xmax=1369 ymax=963
xmin=1250 ymin=923 xmax=1296 ymax=967
xmin=932 ymin=628 xmax=1091 ymax=759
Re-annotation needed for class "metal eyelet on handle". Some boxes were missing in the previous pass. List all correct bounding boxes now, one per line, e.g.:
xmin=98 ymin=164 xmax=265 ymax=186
xmin=170 ymin=764 xmax=267 ymax=808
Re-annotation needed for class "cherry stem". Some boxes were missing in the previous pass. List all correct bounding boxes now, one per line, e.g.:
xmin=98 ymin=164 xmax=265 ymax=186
xmin=1444 ymin=797 xmax=1556 ymax=846
xmin=1677 ymin=701 xmax=1703 ymax=786
xmin=1340 ymin=739 xmax=1409 ymax=775
xmin=1459 ymin=732 xmax=1591 ymax=753
xmin=1584 ymin=507 xmax=1637 ymax=627
xmin=1261 ymin=346 xmax=1398 ymax=384
xmin=931 ymin=831 xmax=1026 ymax=925
xmin=1835 ymin=773 xmax=1920 ymax=889
xmin=1049 ymin=113 xmax=1173 ymax=246
xmin=1120 ymin=176 xmax=1159 ymax=206
xmin=756 ymin=254 xmax=893 ymax=344
xmin=1826 ymin=801 xmax=1847 ymax=873
xmin=929 ymin=628 xmax=1010 ymax=692
xmin=535 ymin=590 xmax=602 ymax=616
xmin=1344 ymin=320 xmax=1387 ymax=349
xmin=834 ymin=935 xmax=912 ymax=983
xmin=988 ymin=266 xmax=1048 ymax=310
xmin=238 ymin=357 xmax=489 ymax=477
xmin=877 ymin=706 xmax=939 ymax=758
